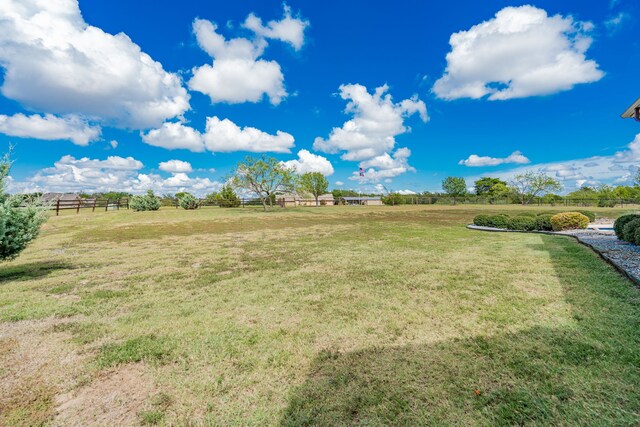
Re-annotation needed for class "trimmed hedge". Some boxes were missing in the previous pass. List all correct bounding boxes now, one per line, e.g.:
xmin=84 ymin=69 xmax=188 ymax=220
xmin=621 ymin=218 xmax=640 ymax=244
xmin=508 ymin=216 xmax=537 ymax=231
xmin=473 ymin=214 xmax=491 ymax=227
xmin=576 ymin=210 xmax=596 ymax=222
xmin=487 ymin=214 xmax=510 ymax=229
xmin=614 ymin=214 xmax=640 ymax=240
xmin=550 ymin=212 xmax=589 ymax=231
xmin=472 ymin=211 xmax=591 ymax=232
xmin=534 ymin=214 xmax=554 ymax=231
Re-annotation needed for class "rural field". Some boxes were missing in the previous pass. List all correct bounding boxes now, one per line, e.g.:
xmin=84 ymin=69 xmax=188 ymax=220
xmin=2 ymin=205 xmax=640 ymax=426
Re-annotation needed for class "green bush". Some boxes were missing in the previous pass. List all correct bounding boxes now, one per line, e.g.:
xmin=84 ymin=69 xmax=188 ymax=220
xmin=382 ymin=193 xmax=403 ymax=206
xmin=508 ymin=216 xmax=537 ymax=231
xmin=473 ymin=214 xmax=492 ymax=226
xmin=178 ymin=193 xmax=199 ymax=210
xmin=621 ymin=218 xmax=640 ymax=244
xmin=534 ymin=214 xmax=554 ymax=231
xmin=486 ymin=214 xmax=510 ymax=229
xmin=550 ymin=212 xmax=589 ymax=231
xmin=130 ymin=190 xmax=161 ymax=212
xmin=614 ymin=214 xmax=640 ymax=240
xmin=635 ymin=226 xmax=640 ymax=247
xmin=0 ymin=152 xmax=48 ymax=261
xmin=216 ymin=185 xmax=241 ymax=208
xmin=598 ymin=199 xmax=616 ymax=208
xmin=576 ymin=210 xmax=596 ymax=222
xmin=0 ymin=197 xmax=48 ymax=261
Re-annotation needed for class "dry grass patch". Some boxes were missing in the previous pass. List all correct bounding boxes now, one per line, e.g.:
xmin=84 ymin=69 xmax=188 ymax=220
xmin=1 ymin=205 xmax=639 ymax=425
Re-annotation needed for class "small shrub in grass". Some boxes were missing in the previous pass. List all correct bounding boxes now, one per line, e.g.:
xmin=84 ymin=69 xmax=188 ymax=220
xmin=130 ymin=190 xmax=161 ymax=212
xmin=550 ymin=212 xmax=589 ymax=231
xmin=487 ymin=214 xmax=510 ymax=229
xmin=621 ymin=218 xmax=640 ymax=244
xmin=614 ymin=214 xmax=640 ymax=240
xmin=577 ymin=210 xmax=596 ymax=222
xmin=508 ymin=216 xmax=537 ymax=231
xmin=178 ymin=193 xmax=199 ymax=210
xmin=535 ymin=214 xmax=554 ymax=231
xmin=216 ymin=185 xmax=241 ymax=208
xmin=473 ymin=214 xmax=492 ymax=226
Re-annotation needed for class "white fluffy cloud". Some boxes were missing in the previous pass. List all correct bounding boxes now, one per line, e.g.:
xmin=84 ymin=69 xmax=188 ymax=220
xmin=141 ymin=117 xmax=294 ymax=154
xmin=10 ymin=155 xmax=221 ymax=196
xmin=282 ymin=149 xmax=334 ymax=176
xmin=158 ymin=160 xmax=193 ymax=173
xmin=142 ymin=122 xmax=206 ymax=152
xmin=189 ymin=52 xmax=286 ymax=105
xmin=0 ymin=113 xmax=100 ymax=145
xmin=243 ymin=5 xmax=309 ymax=50
xmin=459 ymin=151 xmax=530 ymax=167
xmin=349 ymin=147 xmax=416 ymax=182
xmin=397 ymin=189 xmax=417 ymax=195
xmin=0 ymin=0 xmax=190 ymax=129
xmin=433 ymin=6 xmax=604 ymax=100
xmin=203 ymin=117 xmax=294 ymax=153
xmin=56 ymin=155 xmax=143 ymax=170
xmin=465 ymin=134 xmax=640 ymax=190
xmin=188 ymin=6 xmax=307 ymax=105
xmin=314 ymin=84 xmax=427 ymax=164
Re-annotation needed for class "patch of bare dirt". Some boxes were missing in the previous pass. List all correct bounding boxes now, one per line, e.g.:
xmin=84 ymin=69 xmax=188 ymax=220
xmin=0 ymin=318 xmax=86 ymax=426
xmin=53 ymin=363 xmax=156 ymax=427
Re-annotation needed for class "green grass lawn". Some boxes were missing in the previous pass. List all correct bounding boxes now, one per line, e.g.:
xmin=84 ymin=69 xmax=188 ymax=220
xmin=1 ymin=205 xmax=640 ymax=426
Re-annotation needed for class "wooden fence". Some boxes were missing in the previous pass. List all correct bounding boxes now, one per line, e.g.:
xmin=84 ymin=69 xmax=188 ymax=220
xmin=49 ymin=198 xmax=129 ymax=216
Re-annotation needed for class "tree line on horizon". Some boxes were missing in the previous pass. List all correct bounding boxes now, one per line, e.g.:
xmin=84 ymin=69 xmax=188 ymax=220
xmin=14 ymin=156 xmax=640 ymax=208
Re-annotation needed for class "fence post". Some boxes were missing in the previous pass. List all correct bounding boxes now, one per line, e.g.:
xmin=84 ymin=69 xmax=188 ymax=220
xmin=105 ymin=199 xmax=109 ymax=212
xmin=76 ymin=199 xmax=81 ymax=214
xmin=56 ymin=199 xmax=60 ymax=216
xmin=117 ymin=199 xmax=120 ymax=210
xmin=92 ymin=198 xmax=97 ymax=212
xmin=242 ymin=198 xmax=245 ymax=208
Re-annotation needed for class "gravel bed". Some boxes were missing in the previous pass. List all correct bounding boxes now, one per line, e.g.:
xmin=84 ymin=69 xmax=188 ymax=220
xmin=565 ymin=231 xmax=640 ymax=284
xmin=468 ymin=225 xmax=640 ymax=286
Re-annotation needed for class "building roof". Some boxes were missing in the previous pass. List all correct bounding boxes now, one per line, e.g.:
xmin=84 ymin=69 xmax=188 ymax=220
xmin=40 ymin=193 xmax=80 ymax=202
xmin=621 ymin=97 xmax=640 ymax=119
xmin=342 ymin=196 xmax=381 ymax=201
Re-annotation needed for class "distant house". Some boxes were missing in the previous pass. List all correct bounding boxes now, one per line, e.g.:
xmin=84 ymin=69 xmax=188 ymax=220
xmin=340 ymin=196 xmax=383 ymax=206
xmin=277 ymin=193 xmax=335 ymax=207
xmin=40 ymin=193 xmax=81 ymax=203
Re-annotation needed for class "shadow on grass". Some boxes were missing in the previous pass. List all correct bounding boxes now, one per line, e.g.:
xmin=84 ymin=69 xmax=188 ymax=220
xmin=281 ymin=235 xmax=640 ymax=426
xmin=0 ymin=261 xmax=73 ymax=283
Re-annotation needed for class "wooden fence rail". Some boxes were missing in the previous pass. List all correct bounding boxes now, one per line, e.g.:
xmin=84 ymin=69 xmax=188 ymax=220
xmin=49 ymin=198 xmax=129 ymax=216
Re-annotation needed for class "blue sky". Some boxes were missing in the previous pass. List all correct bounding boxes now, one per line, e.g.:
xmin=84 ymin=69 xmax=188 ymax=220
xmin=0 ymin=0 xmax=638 ymax=195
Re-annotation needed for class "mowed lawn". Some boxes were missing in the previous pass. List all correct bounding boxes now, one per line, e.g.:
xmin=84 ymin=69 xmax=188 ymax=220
xmin=1 ymin=205 xmax=640 ymax=426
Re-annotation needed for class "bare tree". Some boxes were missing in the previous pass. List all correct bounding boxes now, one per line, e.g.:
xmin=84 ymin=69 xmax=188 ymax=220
xmin=510 ymin=171 xmax=562 ymax=205
xmin=231 ymin=155 xmax=296 ymax=211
